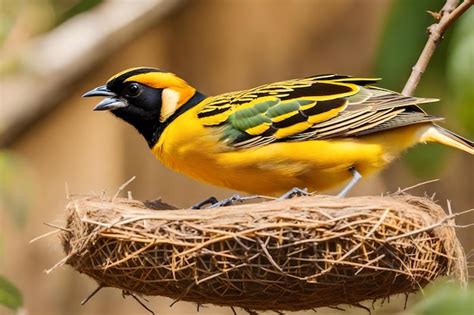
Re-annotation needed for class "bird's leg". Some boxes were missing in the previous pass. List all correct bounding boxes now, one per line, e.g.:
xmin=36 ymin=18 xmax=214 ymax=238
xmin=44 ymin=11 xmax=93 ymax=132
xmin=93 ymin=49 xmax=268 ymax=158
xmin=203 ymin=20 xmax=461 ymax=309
xmin=337 ymin=167 xmax=362 ymax=197
xmin=277 ymin=187 xmax=309 ymax=200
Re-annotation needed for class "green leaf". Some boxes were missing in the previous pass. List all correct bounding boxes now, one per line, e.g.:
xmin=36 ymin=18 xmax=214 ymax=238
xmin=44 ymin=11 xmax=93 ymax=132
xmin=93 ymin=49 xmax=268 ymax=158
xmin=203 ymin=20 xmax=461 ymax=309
xmin=447 ymin=9 xmax=474 ymax=137
xmin=56 ymin=0 xmax=103 ymax=26
xmin=0 ymin=275 xmax=22 ymax=310
xmin=412 ymin=281 xmax=474 ymax=315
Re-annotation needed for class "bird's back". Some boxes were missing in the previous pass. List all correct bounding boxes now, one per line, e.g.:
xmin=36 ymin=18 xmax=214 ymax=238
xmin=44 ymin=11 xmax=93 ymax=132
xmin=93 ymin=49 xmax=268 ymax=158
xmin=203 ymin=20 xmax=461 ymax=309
xmin=196 ymin=74 xmax=441 ymax=150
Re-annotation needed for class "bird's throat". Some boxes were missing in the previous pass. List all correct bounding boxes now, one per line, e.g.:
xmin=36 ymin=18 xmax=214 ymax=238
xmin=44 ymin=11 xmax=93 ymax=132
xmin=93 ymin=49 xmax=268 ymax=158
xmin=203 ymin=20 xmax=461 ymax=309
xmin=114 ymin=91 xmax=207 ymax=148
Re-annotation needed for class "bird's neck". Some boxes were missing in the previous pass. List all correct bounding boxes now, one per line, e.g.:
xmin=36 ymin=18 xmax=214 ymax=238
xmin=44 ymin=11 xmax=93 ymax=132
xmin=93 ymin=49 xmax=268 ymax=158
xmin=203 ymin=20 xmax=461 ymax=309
xmin=147 ymin=91 xmax=206 ymax=147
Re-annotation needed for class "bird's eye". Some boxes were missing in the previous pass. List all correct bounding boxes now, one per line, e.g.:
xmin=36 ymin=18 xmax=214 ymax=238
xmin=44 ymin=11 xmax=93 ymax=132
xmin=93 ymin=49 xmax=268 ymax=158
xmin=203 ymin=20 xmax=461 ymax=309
xmin=124 ymin=83 xmax=142 ymax=98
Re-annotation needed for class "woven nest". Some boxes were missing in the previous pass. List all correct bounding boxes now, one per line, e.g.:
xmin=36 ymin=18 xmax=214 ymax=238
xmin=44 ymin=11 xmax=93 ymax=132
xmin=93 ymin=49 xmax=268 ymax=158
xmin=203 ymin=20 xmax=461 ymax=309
xmin=59 ymin=194 xmax=467 ymax=312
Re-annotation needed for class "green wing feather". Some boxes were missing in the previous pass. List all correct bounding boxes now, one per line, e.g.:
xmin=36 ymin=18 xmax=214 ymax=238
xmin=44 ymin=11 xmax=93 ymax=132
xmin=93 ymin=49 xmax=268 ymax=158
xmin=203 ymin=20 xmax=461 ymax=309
xmin=197 ymin=74 xmax=441 ymax=148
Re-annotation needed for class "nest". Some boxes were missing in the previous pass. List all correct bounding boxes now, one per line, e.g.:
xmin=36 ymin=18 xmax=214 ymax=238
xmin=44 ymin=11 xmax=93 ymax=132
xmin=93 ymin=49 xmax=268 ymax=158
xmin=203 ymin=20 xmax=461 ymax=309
xmin=59 ymin=194 xmax=467 ymax=312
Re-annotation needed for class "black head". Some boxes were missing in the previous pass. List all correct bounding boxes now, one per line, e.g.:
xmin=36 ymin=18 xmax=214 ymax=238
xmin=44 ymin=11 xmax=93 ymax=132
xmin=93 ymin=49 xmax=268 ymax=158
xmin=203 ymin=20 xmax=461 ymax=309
xmin=83 ymin=67 xmax=205 ymax=147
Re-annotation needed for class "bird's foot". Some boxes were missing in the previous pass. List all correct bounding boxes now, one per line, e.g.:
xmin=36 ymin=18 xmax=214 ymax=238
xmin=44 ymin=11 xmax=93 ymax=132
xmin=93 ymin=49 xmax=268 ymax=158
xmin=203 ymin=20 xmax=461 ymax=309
xmin=337 ymin=167 xmax=362 ymax=197
xmin=277 ymin=187 xmax=310 ymax=200
xmin=209 ymin=194 xmax=244 ymax=208
xmin=191 ymin=196 xmax=219 ymax=209
xmin=192 ymin=195 xmax=262 ymax=209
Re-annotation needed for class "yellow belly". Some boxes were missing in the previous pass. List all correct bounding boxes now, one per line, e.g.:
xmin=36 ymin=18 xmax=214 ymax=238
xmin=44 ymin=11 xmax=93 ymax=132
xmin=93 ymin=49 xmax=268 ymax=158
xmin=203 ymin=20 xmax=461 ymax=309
xmin=152 ymin=108 xmax=427 ymax=196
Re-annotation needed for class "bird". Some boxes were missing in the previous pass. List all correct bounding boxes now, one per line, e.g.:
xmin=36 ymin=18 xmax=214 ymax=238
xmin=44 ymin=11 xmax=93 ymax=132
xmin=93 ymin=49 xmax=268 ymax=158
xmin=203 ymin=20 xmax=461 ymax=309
xmin=83 ymin=67 xmax=473 ymax=204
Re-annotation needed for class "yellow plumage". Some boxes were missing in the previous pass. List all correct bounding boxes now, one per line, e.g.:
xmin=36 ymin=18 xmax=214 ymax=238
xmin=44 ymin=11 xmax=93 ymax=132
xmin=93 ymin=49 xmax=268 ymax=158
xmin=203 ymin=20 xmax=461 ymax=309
xmin=83 ymin=68 xmax=474 ymax=197
xmin=154 ymin=104 xmax=428 ymax=195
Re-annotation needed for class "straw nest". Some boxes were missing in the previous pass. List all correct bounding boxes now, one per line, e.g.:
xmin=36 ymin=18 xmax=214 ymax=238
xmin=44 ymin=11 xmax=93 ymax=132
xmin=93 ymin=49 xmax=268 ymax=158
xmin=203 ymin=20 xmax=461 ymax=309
xmin=59 ymin=194 xmax=467 ymax=312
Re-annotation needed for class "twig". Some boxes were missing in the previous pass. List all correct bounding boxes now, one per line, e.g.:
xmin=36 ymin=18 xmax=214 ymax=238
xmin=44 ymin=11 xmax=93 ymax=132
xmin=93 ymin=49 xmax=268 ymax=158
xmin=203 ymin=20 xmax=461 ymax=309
xmin=447 ymin=200 xmax=453 ymax=216
xmin=453 ymin=222 xmax=474 ymax=228
xmin=45 ymin=255 xmax=70 ymax=274
xmin=353 ymin=302 xmax=371 ymax=314
xmin=397 ymin=179 xmax=440 ymax=193
xmin=122 ymin=291 xmax=155 ymax=315
xmin=44 ymin=222 xmax=70 ymax=232
xmin=169 ymin=299 xmax=180 ymax=308
xmin=81 ymin=285 xmax=105 ymax=305
xmin=402 ymin=0 xmax=473 ymax=95
xmin=113 ymin=176 xmax=136 ymax=200
xmin=29 ymin=229 xmax=61 ymax=244
xmin=65 ymin=182 xmax=70 ymax=199
xmin=257 ymin=237 xmax=284 ymax=273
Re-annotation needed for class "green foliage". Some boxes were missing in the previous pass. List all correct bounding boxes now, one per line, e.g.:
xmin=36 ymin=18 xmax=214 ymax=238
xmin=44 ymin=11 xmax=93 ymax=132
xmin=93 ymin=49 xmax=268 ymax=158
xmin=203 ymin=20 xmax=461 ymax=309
xmin=402 ymin=144 xmax=446 ymax=178
xmin=55 ymin=0 xmax=103 ymax=26
xmin=0 ymin=150 xmax=34 ymax=227
xmin=447 ymin=9 xmax=474 ymax=137
xmin=0 ymin=0 xmax=103 ymax=46
xmin=0 ymin=0 xmax=21 ymax=44
xmin=0 ymin=275 xmax=22 ymax=311
xmin=411 ymin=281 xmax=474 ymax=315
xmin=375 ymin=0 xmax=471 ymax=178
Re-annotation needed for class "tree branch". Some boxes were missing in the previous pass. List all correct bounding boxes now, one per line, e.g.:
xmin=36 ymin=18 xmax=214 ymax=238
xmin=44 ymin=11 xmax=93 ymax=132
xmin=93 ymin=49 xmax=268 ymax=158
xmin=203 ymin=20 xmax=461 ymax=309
xmin=402 ymin=0 xmax=472 ymax=96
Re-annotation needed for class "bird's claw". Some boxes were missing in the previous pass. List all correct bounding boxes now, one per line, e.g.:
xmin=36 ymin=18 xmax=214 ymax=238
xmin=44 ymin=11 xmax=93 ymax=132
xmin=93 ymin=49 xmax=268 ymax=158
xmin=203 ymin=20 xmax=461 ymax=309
xmin=208 ymin=194 xmax=243 ymax=208
xmin=277 ymin=187 xmax=310 ymax=200
xmin=191 ymin=196 xmax=219 ymax=209
xmin=192 ymin=194 xmax=263 ymax=209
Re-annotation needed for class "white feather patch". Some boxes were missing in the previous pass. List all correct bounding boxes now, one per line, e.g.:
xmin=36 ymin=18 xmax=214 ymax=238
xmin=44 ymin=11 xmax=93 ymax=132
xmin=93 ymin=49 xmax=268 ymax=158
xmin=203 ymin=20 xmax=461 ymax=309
xmin=161 ymin=88 xmax=181 ymax=122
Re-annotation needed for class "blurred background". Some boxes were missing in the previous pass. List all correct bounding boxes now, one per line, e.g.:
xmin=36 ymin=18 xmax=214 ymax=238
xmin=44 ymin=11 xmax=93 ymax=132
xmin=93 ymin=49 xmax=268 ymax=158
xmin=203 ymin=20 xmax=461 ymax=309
xmin=0 ymin=0 xmax=472 ymax=314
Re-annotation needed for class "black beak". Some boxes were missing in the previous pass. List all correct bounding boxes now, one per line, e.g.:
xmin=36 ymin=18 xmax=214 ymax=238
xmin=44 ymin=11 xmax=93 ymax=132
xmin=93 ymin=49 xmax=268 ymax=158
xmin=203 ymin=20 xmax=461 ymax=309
xmin=82 ymin=85 xmax=128 ymax=111
xmin=82 ymin=85 xmax=115 ymax=98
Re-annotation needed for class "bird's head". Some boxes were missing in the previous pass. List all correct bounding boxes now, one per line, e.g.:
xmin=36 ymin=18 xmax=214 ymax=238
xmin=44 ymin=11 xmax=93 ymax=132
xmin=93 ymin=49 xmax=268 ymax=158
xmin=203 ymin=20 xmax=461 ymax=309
xmin=83 ymin=67 xmax=204 ymax=146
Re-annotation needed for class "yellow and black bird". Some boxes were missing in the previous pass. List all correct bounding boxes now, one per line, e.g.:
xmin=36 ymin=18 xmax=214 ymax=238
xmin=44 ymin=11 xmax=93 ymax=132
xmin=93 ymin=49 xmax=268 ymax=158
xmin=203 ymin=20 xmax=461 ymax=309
xmin=83 ymin=67 xmax=473 ymax=202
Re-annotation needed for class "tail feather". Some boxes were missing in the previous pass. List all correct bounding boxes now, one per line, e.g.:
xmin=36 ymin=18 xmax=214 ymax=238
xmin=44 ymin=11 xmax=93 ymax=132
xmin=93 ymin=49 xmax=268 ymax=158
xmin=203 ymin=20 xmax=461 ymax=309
xmin=420 ymin=125 xmax=473 ymax=155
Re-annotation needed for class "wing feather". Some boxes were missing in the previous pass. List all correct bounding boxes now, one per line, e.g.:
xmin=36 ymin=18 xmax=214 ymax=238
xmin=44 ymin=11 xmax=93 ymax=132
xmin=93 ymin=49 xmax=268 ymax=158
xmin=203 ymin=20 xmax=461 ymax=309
xmin=197 ymin=75 xmax=440 ymax=148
